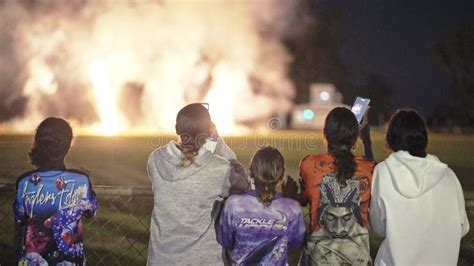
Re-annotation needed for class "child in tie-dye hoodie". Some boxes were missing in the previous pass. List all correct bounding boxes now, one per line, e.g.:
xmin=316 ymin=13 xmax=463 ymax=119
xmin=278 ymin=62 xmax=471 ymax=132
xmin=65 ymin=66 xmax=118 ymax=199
xmin=13 ymin=117 xmax=97 ymax=265
xmin=217 ymin=146 xmax=305 ymax=266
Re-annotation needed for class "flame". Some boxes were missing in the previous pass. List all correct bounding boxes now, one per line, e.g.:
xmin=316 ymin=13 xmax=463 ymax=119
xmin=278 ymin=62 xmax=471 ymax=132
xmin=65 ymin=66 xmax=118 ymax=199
xmin=2 ymin=1 xmax=296 ymax=136
xmin=89 ymin=59 xmax=121 ymax=136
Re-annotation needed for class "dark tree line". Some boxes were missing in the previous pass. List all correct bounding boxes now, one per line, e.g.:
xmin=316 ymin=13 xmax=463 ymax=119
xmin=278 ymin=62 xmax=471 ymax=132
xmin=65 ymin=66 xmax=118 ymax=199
xmin=429 ymin=21 xmax=474 ymax=128
xmin=284 ymin=0 xmax=392 ymax=126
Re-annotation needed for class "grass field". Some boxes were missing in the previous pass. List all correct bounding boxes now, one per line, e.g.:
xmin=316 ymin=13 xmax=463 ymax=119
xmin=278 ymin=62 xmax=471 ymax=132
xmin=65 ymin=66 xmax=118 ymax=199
xmin=0 ymin=130 xmax=473 ymax=189
xmin=0 ymin=131 xmax=473 ymax=265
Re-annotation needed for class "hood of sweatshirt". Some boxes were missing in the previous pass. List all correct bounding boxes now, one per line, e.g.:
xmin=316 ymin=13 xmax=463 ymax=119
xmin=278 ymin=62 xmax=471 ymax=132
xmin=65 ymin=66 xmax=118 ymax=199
xmin=384 ymin=150 xmax=448 ymax=198
xmin=151 ymin=140 xmax=214 ymax=182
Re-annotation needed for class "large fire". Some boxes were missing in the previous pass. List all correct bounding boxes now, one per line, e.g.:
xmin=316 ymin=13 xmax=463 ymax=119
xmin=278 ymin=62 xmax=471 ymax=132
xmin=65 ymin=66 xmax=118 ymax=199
xmin=0 ymin=1 xmax=296 ymax=135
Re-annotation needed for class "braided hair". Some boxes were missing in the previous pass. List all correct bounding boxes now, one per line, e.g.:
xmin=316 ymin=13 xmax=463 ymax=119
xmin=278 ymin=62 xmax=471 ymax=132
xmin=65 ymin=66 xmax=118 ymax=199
xmin=323 ymin=107 xmax=359 ymax=185
xmin=250 ymin=146 xmax=285 ymax=206
xmin=175 ymin=103 xmax=212 ymax=167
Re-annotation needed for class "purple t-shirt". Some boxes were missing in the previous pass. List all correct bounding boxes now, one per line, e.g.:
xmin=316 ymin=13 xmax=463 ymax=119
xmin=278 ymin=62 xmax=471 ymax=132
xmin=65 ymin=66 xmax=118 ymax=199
xmin=217 ymin=191 xmax=306 ymax=266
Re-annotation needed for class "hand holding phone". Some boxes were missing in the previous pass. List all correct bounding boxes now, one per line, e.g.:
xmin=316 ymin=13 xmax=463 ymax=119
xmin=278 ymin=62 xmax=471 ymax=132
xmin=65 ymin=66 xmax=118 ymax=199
xmin=351 ymin=97 xmax=371 ymax=124
xmin=204 ymin=119 xmax=218 ymax=153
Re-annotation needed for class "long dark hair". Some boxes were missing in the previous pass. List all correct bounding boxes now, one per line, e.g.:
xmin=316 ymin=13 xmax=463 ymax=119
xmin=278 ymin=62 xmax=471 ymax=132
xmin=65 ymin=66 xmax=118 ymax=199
xmin=386 ymin=109 xmax=428 ymax=158
xmin=324 ymin=107 xmax=359 ymax=184
xmin=249 ymin=146 xmax=285 ymax=206
xmin=175 ymin=103 xmax=212 ymax=166
xmin=29 ymin=117 xmax=73 ymax=169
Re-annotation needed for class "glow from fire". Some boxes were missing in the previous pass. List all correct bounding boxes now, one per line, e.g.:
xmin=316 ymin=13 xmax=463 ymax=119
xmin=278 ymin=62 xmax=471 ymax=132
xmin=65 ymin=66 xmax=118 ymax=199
xmin=1 ymin=1 xmax=296 ymax=135
xmin=89 ymin=59 xmax=121 ymax=136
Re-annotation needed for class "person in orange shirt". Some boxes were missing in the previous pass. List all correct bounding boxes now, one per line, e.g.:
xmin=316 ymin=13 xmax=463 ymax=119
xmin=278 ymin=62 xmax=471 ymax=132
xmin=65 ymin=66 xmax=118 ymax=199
xmin=299 ymin=107 xmax=375 ymax=265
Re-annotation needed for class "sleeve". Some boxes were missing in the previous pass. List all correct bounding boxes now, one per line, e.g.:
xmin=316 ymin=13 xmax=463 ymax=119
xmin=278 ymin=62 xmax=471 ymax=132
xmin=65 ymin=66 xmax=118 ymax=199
xmin=83 ymin=177 xmax=98 ymax=218
xmin=358 ymin=160 xmax=375 ymax=229
xmin=288 ymin=206 xmax=306 ymax=248
xmin=13 ymin=180 xmax=27 ymax=225
xmin=227 ymin=159 xmax=251 ymax=195
xmin=147 ymin=151 xmax=158 ymax=190
xmin=452 ymin=169 xmax=470 ymax=237
xmin=220 ymin=167 xmax=232 ymax=198
xmin=214 ymin=137 xmax=237 ymax=160
xmin=299 ymin=156 xmax=311 ymax=206
xmin=216 ymin=200 xmax=236 ymax=250
xmin=369 ymin=165 xmax=386 ymax=237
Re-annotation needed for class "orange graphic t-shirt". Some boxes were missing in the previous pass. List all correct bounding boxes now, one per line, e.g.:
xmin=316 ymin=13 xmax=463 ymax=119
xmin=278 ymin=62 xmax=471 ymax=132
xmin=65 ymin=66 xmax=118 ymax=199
xmin=300 ymin=153 xmax=375 ymax=232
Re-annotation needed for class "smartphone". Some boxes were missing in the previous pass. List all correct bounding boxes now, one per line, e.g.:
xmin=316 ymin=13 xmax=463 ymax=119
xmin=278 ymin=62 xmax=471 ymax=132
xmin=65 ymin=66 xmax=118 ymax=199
xmin=201 ymin=103 xmax=218 ymax=153
xmin=351 ymin=97 xmax=370 ymax=124
xmin=201 ymin=103 xmax=209 ymax=111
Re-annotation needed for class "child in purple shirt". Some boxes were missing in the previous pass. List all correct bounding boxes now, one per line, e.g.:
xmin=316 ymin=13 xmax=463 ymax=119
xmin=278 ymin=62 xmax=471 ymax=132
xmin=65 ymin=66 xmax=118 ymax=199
xmin=217 ymin=146 xmax=306 ymax=265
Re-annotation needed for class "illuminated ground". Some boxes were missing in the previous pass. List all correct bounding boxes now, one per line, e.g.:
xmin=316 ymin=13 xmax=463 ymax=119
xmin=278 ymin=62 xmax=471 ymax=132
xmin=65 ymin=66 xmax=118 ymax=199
xmin=0 ymin=130 xmax=473 ymax=190
xmin=1 ymin=131 xmax=473 ymax=265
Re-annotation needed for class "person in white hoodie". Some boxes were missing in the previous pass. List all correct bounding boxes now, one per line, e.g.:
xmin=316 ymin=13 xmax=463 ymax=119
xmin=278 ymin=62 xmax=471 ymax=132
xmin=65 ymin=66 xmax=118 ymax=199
xmin=146 ymin=103 xmax=249 ymax=265
xmin=370 ymin=109 xmax=470 ymax=265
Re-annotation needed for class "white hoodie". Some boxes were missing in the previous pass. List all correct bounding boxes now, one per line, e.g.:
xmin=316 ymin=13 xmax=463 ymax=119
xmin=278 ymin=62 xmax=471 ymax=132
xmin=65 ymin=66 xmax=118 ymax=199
xmin=370 ymin=150 xmax=469 ymax=266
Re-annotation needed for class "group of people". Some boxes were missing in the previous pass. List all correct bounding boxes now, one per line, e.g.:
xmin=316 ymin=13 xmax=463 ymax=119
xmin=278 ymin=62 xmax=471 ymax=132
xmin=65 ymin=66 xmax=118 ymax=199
xmin=13 ymin=103 xmax=469 ymax=266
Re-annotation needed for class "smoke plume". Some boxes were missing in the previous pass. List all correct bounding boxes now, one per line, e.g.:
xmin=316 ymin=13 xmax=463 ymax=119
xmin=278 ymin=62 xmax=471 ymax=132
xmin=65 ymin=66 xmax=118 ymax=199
xmin=0 ymin=0 xmax=297 ymax=134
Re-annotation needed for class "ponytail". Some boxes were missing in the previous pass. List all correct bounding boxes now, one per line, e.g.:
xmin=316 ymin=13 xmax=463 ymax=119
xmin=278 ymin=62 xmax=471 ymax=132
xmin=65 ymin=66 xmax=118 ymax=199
xmin=330 ymin=147 xmax=356 ymax=184
xmin=323 ymin=107 xmax=360 ymax=185
xmin=254 ymin=179 xmax=279 ymax=206
xmin=174 ymin=103 xmax=212 ymax=167
xmin=249 ymin=146 xmax=285 ymax=206
xmin=177 ymin=133 xmax=207 ymax=167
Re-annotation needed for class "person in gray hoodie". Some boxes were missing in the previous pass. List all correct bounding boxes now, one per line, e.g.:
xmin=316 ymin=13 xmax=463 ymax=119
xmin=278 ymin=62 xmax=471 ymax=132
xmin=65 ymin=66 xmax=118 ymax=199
xmin=370 ymin=109 xmax=470 ymax=265
xmin=146 ymin=103 xmax=249 ymax=266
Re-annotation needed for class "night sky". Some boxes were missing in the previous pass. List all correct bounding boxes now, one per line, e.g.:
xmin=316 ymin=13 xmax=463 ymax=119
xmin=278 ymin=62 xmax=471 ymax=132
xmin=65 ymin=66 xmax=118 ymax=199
xmin=321 ymin=0 xmax=473 ymax=116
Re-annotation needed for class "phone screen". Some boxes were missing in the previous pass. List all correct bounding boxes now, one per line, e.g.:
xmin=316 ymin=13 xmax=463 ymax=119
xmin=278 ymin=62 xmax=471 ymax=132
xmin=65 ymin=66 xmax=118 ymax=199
xmin=201 ymin=103 xmax=209 ymax=110
xmin=351 ymin=97 xmax=370 ymax=123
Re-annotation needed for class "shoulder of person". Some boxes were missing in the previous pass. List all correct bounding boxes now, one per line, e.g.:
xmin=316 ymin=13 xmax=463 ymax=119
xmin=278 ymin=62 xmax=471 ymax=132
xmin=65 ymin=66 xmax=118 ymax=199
xmin=299 ymin=153 xmax=331 ymax=167
xmin=204 ymin=153 xmax=233 ymax=170
xmin=15 ymin=169 xmax=39 ymax=189
xmin=66 ymin=168 xmax=91 ymax=178
xmin=226 ymin=192 xmax=248 ymax=205
xmin=354 ymin=156 xmax=377 ymax=179
xmin=278 ymin=196 xmax=301 ymax=209
xmin=355 ymin=155 xmax=376 ymax=167
xmin=275 ymin=197 xmax=303 ymax=218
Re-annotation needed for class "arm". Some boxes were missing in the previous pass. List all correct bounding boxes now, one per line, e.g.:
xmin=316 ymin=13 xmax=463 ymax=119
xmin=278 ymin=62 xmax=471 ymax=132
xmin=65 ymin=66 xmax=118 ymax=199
xmin=147 ymin=151 xmax=158 ymax=190
xmin=84 ymin=186 xmax=98 ymax=218
xmin=227 ymin=159 xmax=250 ymax=195
xmin=369 ymin=166 xmax=386 ymax=237
xmin=80 ymin=171 xmax=98 ymax=218
xmin=281 ymin=176 xmax=299 ymax=201
xmin=216 ymin=200 xmax=235 ymax=250
xmin=452 ymin=170 xmax=470 ymax=237
xmin=359 ymin=110 xmax=374 ymax=162
xmin=298 ymin=157 xmax=310 ymax=207
xmin=13 ymin=181 xmax=27 ymax=225
xmin=288 ymin=207 xmax=306 ymax=248
xmin=214 ymin=137 xmax=237 ymax=160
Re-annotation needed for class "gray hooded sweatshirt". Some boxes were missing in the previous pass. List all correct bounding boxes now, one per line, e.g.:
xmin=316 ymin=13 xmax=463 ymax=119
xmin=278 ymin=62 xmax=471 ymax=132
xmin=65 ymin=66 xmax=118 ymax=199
xmin=147 ymin=138 xmax=248 ymax=266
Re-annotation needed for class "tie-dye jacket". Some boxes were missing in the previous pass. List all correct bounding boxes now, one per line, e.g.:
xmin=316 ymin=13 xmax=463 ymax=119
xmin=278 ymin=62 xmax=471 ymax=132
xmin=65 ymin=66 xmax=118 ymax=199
xmin=217 ymin=190 xmax=305 ymax=266
xmin=13 ymin=169 xmax=98 ymax=265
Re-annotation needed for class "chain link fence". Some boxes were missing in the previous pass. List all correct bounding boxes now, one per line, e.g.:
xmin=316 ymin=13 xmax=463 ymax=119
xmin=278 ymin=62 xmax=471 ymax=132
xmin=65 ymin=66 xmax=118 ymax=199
xmin=1 ymin=183 xmax=474 ymax=266
xmin=0 ymin=183 xmax=153 ymax=266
